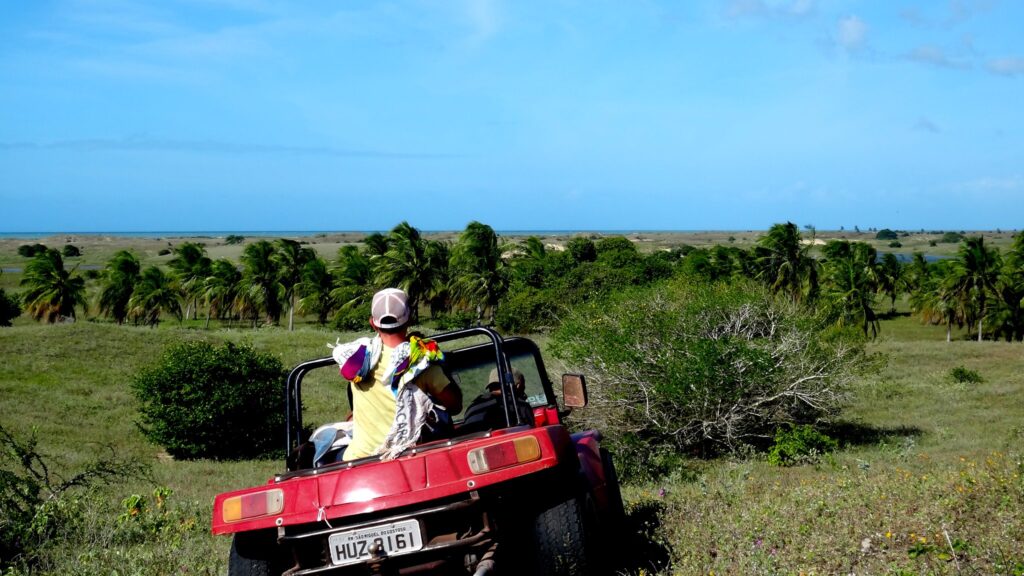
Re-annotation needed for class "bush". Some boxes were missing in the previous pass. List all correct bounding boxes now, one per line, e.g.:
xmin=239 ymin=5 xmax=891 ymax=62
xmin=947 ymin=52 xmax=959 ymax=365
xmin=0 ymin=423 xmax=143 ymax=569
xmin=875 ymin=229 xmax=898 ymax=240
xmin=433 ymin=310 xmax=477 ymax=331
xmin=132 ymin=341 xmax=287 ymax=460
xmin=16 ymin=244 xmax=46 ymax=258
xmin=333 ymin=302 xmax=372 ymax=332
xmin=940 ymin=232 xmax=964 ymax=244
xmin=888 ymin=241 xmax=902 ymax=248
xmin=157 ymin=248 xmax=172 ymax=256
xmin=766 ymin=424 xmax=838 ymax=466
xmin=552 ymin=278 xmax=867 ymax=473
xmin=0 ymin=289 xmax=19 ymax=326
xmin=225 ymin=234 xmax=245 ymax=245
xmin=61 ymin=244 xmax=81 ymax=257
xmin=949 ymin=365 xmax=983 ymax=384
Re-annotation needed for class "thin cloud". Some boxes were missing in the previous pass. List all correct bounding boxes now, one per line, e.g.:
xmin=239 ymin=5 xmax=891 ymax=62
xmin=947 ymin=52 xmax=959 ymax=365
xmin=724 ymin=0 xmax=815 ymax=20
xmin=952 ymin=175 xmax=1024 ymax=193
xmin=0 ymin=136 xmax=457 ymax=159
xmin=987 ymin=57 xmax=1024 ymax=77
xmin=906 ymin=46 xmax=971 ymax=69
xmin=898 ymin=1 xmax=994 ymax=28
xmin=912 ymin=117 xmax=942 ymax=134
xmin=835 ymin=15 xmax=867 ymax=52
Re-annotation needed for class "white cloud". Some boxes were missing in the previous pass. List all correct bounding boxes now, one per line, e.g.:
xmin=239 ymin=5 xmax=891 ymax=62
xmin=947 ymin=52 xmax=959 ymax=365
xmin=987 ymin=57 xmax=1024 ymax=77
xmin=953 ymin=175 xmax=1024 ymax=194
xmin=835 ymin=16 xmax=866 ymax=52
xmin=463 ymin=0 xmax=501 ymax=44
xmin=906 ymin=46 xmax=970 ymax=69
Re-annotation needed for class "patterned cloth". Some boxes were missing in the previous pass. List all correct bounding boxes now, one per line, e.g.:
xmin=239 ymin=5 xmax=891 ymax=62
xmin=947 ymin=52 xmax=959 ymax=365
xmin=329 ymin=335 xmax=447 ymax=460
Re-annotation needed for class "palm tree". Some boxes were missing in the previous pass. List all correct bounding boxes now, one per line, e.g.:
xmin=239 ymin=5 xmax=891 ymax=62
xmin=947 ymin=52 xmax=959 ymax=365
xmin=98 ymin=250 xmax=141 ymax=324
xmin=274 ymin=239 xmax=316 ymax=331
xmin=424 ymin=240 xmax=452 ymax=318
xmin=910 ymin=262 xmax=964 ymax=343
xmin=296 ymin=257 xmax=336 ymax=326
xmin=755 ymin=222 xmax=818 ymax=304
xmin=876 ymin=252 xmax=905 ymax=314
xmin=373 ymin=222 xmax=433 ymax=323
xmin=991 ymin=231 xmax=1024 ymax=341
xmin=329 ymin=245 xmax=373 ymax=314
xmin=449 ymin=221 xmax=508 ymax=324
xmin=950 ymin=236 xmax=1000 ymax=342
xmin=240 ymin=240 xmax=283 ymax=325
xmin=168 ymin=242 xmax=211 ymax=321
xmin=128 ymin=266 xmax=181 ymax=327
xmin=820 ymin=241 xmax=880 ymax=337
xmin=20 ymin=248 xmax=88 ymax=323
xmin=362 ymin=232 xmax=389 ymax=258
xmin=202 ymin=259 xmax=241 ymax=328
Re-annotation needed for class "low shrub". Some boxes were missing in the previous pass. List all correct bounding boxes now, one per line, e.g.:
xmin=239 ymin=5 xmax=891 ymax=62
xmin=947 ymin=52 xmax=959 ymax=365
xmin=433 ymin=310 xmax=477 ymax=331
xmin=0 ymin=289 xmax=20 ymax=326
xmin=766 ymin=424 xmax=838 ymax=466
xmin=552 ymin=277 xmax=868 ymax=475
xmin=0 ymin=423 xmax=144 ymax=569
xmin=950 ymin=365 xmax=983 ymax=384
xmin=132 ymin=341 xmax=286 ymax=460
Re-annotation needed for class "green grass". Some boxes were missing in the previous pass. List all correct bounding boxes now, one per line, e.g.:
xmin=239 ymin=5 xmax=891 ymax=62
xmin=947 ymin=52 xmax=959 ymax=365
xmin=626 ymin=313 xmax=1024 ymax=575
xmin=2 ymin=308 xmax=1022 ymax=574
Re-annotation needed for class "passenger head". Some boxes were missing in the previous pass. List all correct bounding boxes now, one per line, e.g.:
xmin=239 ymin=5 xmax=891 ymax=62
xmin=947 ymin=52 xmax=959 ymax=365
xmin=370 ymin=288 xmax=410 ymax=334
xmin=487 ymin=367 xmax=525 ymax=395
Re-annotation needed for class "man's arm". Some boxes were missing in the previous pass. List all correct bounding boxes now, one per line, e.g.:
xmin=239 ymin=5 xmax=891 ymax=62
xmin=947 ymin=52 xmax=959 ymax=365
xmin=434 ymin=381 xmax=463 ymax=414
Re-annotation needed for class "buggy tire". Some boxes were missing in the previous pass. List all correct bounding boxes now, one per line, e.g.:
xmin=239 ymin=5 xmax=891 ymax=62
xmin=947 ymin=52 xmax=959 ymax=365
xmin=530 ymin=493 xmax=600 ymax=576
xmin=229 ymin=530 xmax=286 ymax=576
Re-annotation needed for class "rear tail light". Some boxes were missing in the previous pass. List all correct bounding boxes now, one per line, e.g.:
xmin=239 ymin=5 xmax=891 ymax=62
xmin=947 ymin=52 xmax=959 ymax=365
xmin=222 ymin=489 xmax=284 ymax=523
xmin=467 ymin=436 xmax=541 ymax=474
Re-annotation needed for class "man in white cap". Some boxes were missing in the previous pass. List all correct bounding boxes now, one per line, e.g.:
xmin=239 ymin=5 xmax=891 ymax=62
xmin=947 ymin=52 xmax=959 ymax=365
xmin=331 ymin=287 xmax=461 ymax=461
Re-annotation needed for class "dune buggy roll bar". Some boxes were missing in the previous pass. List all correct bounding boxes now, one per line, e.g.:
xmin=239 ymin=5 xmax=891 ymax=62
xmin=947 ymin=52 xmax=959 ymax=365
xmin=284 ymin=326 xmax=520 ymax=456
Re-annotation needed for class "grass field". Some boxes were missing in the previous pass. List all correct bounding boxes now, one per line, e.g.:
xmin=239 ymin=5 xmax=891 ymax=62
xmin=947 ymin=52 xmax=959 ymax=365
xmin=1 ymin=299 xmax=1022 ymax=574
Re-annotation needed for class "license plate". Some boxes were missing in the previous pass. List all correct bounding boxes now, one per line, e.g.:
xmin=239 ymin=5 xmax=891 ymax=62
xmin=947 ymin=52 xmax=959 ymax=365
xmin=328 ymin=519 xmax=424 ymax=566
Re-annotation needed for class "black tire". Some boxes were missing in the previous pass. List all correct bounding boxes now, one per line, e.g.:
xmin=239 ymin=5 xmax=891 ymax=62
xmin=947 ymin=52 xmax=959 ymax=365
xmin=229 ymin=530 xmax=286 ymax=576
xmin=530 ymin=494 xmax=600 ymax=576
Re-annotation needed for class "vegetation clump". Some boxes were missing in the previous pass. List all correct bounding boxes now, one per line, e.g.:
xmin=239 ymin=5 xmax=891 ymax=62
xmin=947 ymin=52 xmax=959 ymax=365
xmin=553 ymin=278 xmax=869 ymax=478
xmin=0 ymin=288 xmax=19 ymax=326
xmin=949 ymin=365 xmax=983 ymax=384
xmin=15 ymin=244 xmax=47 ymax=258
xmin=0 ymin=423 xmax=144 ymax=570
xmin=766 ymin=424 xmax=838 ymax=466
xmin=132 ymin=341 xmax=286 ymax=460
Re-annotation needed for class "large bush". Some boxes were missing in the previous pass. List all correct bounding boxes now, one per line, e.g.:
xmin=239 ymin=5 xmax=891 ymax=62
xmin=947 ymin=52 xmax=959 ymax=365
xmin=0 ymin=289 xmax=19 ymax=326
xmin=133 ymin=341 xmax=286 ymax=460
xmin=553 ymin=278 xmax=869 ymax=477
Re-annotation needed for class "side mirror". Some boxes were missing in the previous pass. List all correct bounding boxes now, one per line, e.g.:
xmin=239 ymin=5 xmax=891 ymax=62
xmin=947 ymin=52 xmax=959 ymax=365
xmin=562 ymin=373 xmax=588 ymax=408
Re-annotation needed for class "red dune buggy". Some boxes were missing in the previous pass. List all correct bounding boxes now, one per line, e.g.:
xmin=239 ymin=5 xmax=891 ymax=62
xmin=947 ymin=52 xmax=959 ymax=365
xmin=212 ymin=327 xmax=623 ymax=576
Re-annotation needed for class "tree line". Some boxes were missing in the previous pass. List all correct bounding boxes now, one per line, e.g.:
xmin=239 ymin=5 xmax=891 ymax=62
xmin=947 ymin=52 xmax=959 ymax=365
xmin=5 ymin=222 xmax=1023 ymax=341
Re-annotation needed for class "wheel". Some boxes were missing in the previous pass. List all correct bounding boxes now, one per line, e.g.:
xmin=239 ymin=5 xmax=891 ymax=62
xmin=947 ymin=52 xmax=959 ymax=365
xmin=229 ymin=530 xmax=287 ymax=576
xmin=530 ymin=494 xmax=600 ymax=576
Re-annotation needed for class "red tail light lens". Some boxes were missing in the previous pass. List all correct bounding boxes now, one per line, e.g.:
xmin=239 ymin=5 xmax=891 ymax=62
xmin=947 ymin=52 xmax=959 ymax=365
xmin=467 ymin=436 xmax=541 ymax=474
xmin=222 ymin=489 xmax=284 ymax=523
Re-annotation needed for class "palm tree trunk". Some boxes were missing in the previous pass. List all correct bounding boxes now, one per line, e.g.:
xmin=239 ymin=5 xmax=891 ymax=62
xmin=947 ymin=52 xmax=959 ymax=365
xmin=205 ymin=307 xmax=211 ymax=329
xmin=946 ymin=320 xmax=952 ymax=343
xmin=977 ymin=318 xmax=983 ymax=342
xmin=288 ymin=294 xmax=295 ymax=331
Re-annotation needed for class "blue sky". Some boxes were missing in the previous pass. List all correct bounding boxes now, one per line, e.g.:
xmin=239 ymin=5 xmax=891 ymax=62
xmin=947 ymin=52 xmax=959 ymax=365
xmin=1 ymin=0 xmax=1022 ymax=232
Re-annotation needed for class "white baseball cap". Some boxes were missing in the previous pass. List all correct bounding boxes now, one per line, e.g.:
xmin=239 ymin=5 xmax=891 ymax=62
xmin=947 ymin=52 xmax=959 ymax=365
xmin=371 ymin=288 xmax=410 ymax=329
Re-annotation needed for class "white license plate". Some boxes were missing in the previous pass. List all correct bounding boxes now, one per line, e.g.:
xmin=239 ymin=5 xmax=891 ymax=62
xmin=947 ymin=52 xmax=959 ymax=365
xmin=328 ymin=519 xmax=424 ymax=566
